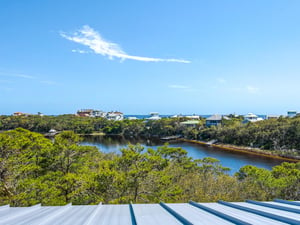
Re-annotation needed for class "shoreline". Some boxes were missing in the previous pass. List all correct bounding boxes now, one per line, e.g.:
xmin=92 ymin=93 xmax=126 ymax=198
xmin=179 ymin=139 xmax=300 ymax=163
xmin=53 ymin=131 xmax=300 ymax=162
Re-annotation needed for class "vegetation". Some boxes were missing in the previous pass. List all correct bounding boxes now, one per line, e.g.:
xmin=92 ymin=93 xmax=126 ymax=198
xmin=0 ymin=128 xmax=299 ymax=206
xmin=0 ymin=114 xmax=205 ymax=138
xmin=1 ymin=114 xmax=300 ymax=157
xmin=200 ymin=116 xmax=300 ymax=157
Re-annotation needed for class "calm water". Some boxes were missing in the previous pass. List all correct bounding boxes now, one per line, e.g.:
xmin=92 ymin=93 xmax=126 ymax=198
xmin=81 ymin=135 xmax=285 ymax=175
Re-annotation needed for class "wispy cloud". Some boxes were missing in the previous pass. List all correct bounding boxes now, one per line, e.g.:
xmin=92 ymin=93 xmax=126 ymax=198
xmin=40 ymin=80 xmax=59 ymax=85
xmin=168 ymin=84 xmax=189 ymax=89
xmin=0 ymin=70 xmax=59 ymax=88
xmin=71 ymin=49 xmax=90 ymax=54
xmin=0 ymin=72 xmax=35 ymax=79
xmin=217 ymin=78 xmax=226 ymax=84
xmin=0 ymin=86 xmax=13 ymax=92
xmin=0 ymin=79 xmax=12 ymax=83
xmin=60 ymin=25 xmax=190 ymax=63
xmin=246 ymin=85 xmax=259 ymax=94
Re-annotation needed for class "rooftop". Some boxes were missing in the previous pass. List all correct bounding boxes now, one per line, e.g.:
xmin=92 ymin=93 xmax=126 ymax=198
xmin=1 ymin=199 xmax=299 ymax=225
xmin=206 ymin=114 xmax=223 ymax=121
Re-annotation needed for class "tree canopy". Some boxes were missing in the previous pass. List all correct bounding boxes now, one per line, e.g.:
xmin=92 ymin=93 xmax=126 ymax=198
xmin=0 ymin=128 xmax=299 ymax=206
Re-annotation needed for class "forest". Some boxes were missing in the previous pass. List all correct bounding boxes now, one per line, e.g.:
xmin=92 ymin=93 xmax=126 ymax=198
xmin=0 ymin=128 xmax=299 ymax=206
xmin=1 ymin=114 xmax=300 ymax=157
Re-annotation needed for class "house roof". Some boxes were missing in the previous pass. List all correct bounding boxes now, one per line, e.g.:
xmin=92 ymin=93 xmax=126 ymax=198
xmin=1 ymin=200 xmax=299 ymax=225
xmin=206 ymin=114 xmax=222 ymax=121
xmin=244 ymin=113 xmax=258 ymax=118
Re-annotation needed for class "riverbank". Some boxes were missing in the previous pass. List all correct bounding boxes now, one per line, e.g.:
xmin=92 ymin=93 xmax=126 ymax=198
xmin=51 ymin=129 xmax=300 ymax=163
xmin=180 ymin=139 xmax=300 ymax=162
xmin=79 ymin=132 xmax=106 ymax=136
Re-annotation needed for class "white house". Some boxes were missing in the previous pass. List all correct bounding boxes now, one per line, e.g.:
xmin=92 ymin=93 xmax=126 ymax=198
xmin=106 ymin=112 xmax=124 ymax=121
xmin=267 ymin=115 xmax=280 ymax=120
xmin=147 ymin=112 xmax=161 ymax=120
xmin=243 ymin=113 xmax=263 ymax=123
xmin=92 ymin=110 xmax=106 ymax=118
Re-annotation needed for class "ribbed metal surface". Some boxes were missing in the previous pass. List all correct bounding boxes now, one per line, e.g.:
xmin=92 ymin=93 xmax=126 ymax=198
xmin=0 ymin=200 xmax=299 ymax=225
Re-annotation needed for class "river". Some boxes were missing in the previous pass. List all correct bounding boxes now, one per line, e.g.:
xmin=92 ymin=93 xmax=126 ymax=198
xmin=81 ymin=135 xmax=285 ymax=175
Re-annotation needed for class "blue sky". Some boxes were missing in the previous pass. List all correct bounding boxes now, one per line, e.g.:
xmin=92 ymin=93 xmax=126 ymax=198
xmin=1 ymin=0 xmax=300 ymax=115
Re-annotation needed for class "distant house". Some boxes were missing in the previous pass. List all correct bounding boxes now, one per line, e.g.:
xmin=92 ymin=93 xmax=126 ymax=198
xmin=185 ymin=115 xmax=200 ymax=120
xmin=180 ymin=120 xmax=200 ymax=127
xmin=127 ymin=116 xmax=138 ymax=120
xmin=13 ymin=112 xmax=31 ymax=116
xmin=13 ymin=112 xmax=24 ymax=116
xmin=91 ymin=110 xmax=106 ymax=118
xmin=205 ymin=114 xmax=223 ymax=127
xmin=267 ymin=115 xmax=280 ymax=120
xmin=77 ymin=109 xmax=94 ymax=117
xmin=171 ymin=114 xmax=200 ymax=119
xmin=243 ymin=113 xmax=263 ymax=123
xmin=37 ymin=112 xmax=44 ymax=117
xmin=287 ymin=110 xmax=297 ymax=118
xmin=147 ymin=112 xmax=161 ymax=120
xmin=49 ymin=129 xmax=58 ymax=134
xmin=106 ymin=111 xmax=124 ymax=121
xmin=77 ymin=109 xmax=106 ymax=118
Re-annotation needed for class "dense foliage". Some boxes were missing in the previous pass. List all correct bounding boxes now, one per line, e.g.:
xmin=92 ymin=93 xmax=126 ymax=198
xmin=200 ymin=116 xmax=300 ymax=157
xmin=0 ymin=114 xmax=205 ymax=138
xmin=0 ymin=129 xmax=299 ymax=206
xmin=1 ymin=115 xmax=300 ymax=157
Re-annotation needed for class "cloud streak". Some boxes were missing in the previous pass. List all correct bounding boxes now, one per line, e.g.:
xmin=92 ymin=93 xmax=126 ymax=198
xmin=246 ymin=85 xmax=259 ymax=94
xmin=60 ymin=25 xmax=190 ymax=63
xmin=0 ymin=72 xmax=35 ymax=79
xmin=168 ymin=84 xmax=189 ymax=89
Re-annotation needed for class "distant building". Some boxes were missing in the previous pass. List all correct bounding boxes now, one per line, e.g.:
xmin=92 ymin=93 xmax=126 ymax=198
xmin=147 ymin=112 xmax=161 ymax=120
xmin=37 ymin=112 xmax=44 ymax=117
xmin=185 ymin=115 xmax=200 ymax=120
xmin=205 ymin=114 xmax=223 ymax=127
xmin=127 ymin=116 xmax=138 ymax=120
xmin=49 ymin=129 xmax=58 ymax=134
xmin=106 ymin=111 xmax=124 ymax=121
xmin=77 ymin=109 xmax=94 ymax=117
xmin=13 ymin=112 xmax=24 ymax=116
xmin=77 ymin=109 xmax=106 ymax=118
xmin=13 ymin=112 xmax=31 ymax=116
xmin=77 ymin=109 xmax=124 ymax=121
xmin=171 ymin=114 xmax=200 ymax=119
xmin=243 ymin=113 xmax=263 ymax=123
xmin=267 ymin=115 xmax=280 ymax=120
xmin=91 ymin=110 xmax=106 ymax=118
xmin=287 ymin=110 xmax=297 ymax=118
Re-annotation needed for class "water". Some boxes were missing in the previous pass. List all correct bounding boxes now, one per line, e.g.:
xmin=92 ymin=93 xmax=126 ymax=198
xmin=81 ymin=135 xmax=285 ymax=175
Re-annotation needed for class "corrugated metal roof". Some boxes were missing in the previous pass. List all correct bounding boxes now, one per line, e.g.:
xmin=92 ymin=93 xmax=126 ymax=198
xmin=0 ymin=200 xmax=299 ymax=225
xmin=206 ymin=114 xmax=222 ymax=121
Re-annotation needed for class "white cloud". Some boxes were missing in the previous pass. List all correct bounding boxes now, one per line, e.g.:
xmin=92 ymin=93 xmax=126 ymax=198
xmin=71 ymin=49 xmax=90 ymax=54
xmin=168 ymin=84 xmax=189 ymax=89
xmin=246 ymin=85 xmax=259 ymax=94
xmin=40 ymin=80 xmax=59 ymax=85
xmin=0 ymin=79 xmax=12 ymax=83
xmin=217 ymin=78 xmax=226 ymax=84
xmin=0 ymin=86 xmax=13 ymax=91
xmin=61 ymin=25 xmax=190 ymax=63
xmin=0 ymin=72 xmax=35 ymax=79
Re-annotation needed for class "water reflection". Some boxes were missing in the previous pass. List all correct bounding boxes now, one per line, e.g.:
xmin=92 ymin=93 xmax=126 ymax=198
xmin=81 ymin=135 xmax=286 ymax=175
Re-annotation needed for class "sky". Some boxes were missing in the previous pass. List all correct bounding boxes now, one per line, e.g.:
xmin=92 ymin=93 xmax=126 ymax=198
xmin=1 ymin=0 xmax=300 ymax=115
